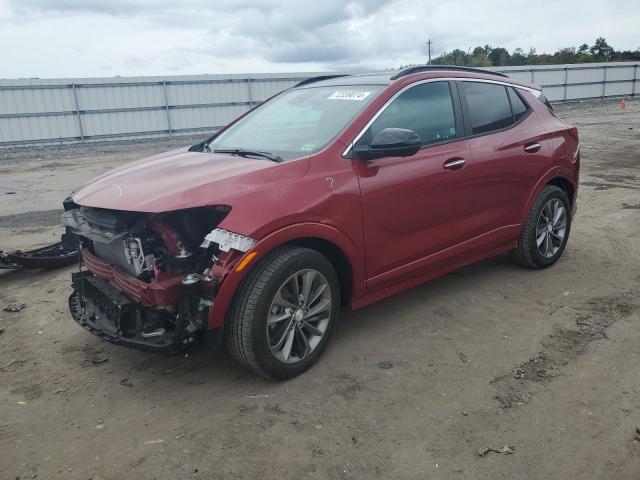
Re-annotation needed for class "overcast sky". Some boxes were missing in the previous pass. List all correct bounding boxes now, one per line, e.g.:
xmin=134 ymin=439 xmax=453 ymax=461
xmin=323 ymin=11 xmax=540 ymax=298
xmin=0 ymin=0 xmax=638 ymax=79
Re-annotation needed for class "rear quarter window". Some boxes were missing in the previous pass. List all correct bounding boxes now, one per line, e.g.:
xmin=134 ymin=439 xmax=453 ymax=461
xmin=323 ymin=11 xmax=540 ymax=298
xmin=508 ymin=87 xmax=530 ymax=122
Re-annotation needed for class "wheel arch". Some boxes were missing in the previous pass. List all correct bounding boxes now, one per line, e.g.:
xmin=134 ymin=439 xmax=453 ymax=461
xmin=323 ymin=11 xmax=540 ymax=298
xmin=520 ymin=167 xmax=577 ymax=225
xmin=546 ymin=176 xmax=575 ymax=206
xmin=207 ymin=223 xmax=364 ymax=329
xmin=288 ymin=237 xmax=354 ymax=306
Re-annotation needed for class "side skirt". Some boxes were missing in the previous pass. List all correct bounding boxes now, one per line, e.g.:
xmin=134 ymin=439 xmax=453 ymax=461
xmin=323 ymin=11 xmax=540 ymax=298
xmin=351 ymin=240 xmax=516 ymax=310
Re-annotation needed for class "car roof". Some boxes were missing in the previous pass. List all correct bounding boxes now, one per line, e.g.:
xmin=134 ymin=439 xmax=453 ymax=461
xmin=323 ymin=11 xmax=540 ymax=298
xmin=294 ymin=66 xmax=539 ymax=91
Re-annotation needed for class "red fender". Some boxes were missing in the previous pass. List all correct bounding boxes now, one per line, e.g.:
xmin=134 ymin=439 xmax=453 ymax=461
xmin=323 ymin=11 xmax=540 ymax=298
xmin=520 ymin=165 xmax=578 ymax=225
xmin=207 ymin=222 xmax=365 ymax=329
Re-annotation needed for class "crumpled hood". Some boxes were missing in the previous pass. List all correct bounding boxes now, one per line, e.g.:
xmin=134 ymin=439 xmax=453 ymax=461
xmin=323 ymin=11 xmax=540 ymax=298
xmin=72 ymin=147 xmax=309 ymax=212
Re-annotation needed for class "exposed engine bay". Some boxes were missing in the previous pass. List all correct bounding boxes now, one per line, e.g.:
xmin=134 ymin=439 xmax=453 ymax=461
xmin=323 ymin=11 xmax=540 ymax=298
xmin=63 ymin=199 xmax=255 ymax=353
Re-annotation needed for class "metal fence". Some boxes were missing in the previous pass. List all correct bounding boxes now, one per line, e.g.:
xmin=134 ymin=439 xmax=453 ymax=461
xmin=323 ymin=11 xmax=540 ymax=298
xmin=0 ymin=62 xmax=638 ymax=147
xmin=492 ymin=61 xmax=639 ymax=102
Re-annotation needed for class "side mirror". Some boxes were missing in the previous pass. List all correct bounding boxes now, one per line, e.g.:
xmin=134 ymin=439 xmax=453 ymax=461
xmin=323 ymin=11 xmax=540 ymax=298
xmin=354 ymin=128 xmax=421 ymax=160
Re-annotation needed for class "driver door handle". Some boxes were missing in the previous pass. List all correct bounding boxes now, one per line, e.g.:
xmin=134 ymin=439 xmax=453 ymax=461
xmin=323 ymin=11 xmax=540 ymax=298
xmin=443 ymin=158 xmax=466 ymax=171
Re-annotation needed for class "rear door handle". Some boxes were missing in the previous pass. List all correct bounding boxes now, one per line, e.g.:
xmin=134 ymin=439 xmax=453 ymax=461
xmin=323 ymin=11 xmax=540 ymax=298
xmin=524 ymin=142 xmax=541 ymax=153
xmin=443 ymin=158 xmax=466 ymax=171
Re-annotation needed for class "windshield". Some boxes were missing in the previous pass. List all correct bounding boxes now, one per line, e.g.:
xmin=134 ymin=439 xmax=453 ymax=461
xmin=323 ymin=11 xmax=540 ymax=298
xmin=209 ymin=85 xmax=384 ymax=161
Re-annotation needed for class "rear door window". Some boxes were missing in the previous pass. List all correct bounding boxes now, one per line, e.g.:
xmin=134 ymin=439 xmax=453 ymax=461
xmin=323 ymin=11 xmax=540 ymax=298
xmin=361 ymin=81 xmax=457 ymax=147
xmin=508 ymin=87 xmax=529 ymax=122
xmin=462 ymin=82 xmax=513 ymax=135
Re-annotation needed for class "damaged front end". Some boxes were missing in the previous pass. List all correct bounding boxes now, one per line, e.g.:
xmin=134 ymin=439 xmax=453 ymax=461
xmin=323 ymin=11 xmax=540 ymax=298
xmin=63 ymin=201 xmax=255 ymax=353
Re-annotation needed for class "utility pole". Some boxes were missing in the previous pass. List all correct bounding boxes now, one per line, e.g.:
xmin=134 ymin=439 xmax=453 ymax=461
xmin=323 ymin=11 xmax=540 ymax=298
xmin=426 ymin=39 xmax=432 ymax=65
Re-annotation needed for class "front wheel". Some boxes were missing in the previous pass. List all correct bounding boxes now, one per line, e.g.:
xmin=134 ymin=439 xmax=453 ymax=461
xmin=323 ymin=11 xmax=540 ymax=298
xmin=226 ymin=246 xmax=340 ymax=379
xmin=512 ymin=185 xmax=572 ymax=269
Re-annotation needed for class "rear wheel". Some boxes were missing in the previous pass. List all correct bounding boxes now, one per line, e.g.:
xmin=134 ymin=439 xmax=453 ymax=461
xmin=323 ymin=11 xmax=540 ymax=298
xmin=512 ymin=185 xmax=571 ymax=269
xmin=226 ymin=246 xmax=340 ymax=379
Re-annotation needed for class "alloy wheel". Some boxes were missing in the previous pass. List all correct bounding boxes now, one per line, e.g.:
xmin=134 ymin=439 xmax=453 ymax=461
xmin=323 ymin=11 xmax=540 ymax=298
xmin=266 ymin=269 xmax=332 ymax=363
xmin=536 ymin=198 xmax=567 ymax=259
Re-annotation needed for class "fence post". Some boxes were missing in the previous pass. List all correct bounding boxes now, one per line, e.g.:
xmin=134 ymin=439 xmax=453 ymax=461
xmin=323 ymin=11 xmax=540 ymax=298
xmin=530 ymin=68 xmax=535 ymax=84
xmin=246 ymin=78 xmax=253 ymax=108
xmin=71 ymin=83 xmax=84 ymax=142
xmin=633 ymin=64 xmax=638 ymax=98
xmin=162 ymin=80 xmax=172 ymax=134
xmin=602 ymin=65 xmax=607 ymax=100
xmin=563 ymin=67 xmax=569 ymax=102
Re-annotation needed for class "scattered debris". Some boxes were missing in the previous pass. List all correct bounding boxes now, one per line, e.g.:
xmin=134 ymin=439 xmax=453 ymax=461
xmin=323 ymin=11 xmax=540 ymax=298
xmin=162 ymin=369 xmax=176 ymax=375
xmin=477 ymin=445 xmax=516 ymax=457
xmin=0 ymin=328 xmax=5 ymax=335
xmin=1 ymin=358 xmax=27 ymax=371
xmin=378 ymin=360 xmax=394 ymax=369
xmin=143 ymin=439 xmax=164 ymax=445
xmin=90 ymin=353 xmax=109 ymax=365
xmin=175 ymin=434 xmax=185 ymax=440
xmin=0 ymin=237 xmax=79 ymax=271
xmin=52 ymin=386 xmax=71 ymax=394
xmin=312 ymin=440 xmax=323 ymax=457
xmin=4 ymin=303 xmax=26 ymax=313
xmin=622 ymin=203 xmax=640 ymax=210
xmin=363 ymin=446 xmax=382 ymax=458
xmin=244 ymin=394 xmax=269 ymax=399
xmin=457 ymin=350 xmax=468 ymax=364
xmin=634 ymin=428 xmax=640 ymax=442
xmin=17 ymin=401 xmax=27 ymax=405
xmin=119 ymin=378 xmax=133 ymax=387
xmin=549 ymin=305 xmax=565 ymax=315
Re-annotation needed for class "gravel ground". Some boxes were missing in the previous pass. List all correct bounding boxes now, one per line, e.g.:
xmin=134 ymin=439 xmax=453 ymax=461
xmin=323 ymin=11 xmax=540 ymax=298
xmin=1 ymin=99 xmax=639 ymax=480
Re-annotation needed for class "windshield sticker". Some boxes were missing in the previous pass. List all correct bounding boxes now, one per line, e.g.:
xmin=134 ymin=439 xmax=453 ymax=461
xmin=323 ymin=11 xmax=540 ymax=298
xmin=328 ymin=91 xmax=372 ymax=101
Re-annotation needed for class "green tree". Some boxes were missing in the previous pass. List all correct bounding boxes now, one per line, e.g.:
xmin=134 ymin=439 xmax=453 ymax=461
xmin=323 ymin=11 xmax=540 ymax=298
xmin=409 ymin=37 xmax=633 ymax=69
xmin=590 ymin=37 xmax=614 ymax=60
xmin=511 ymin=48 xmax=527 ymax=65
xmin=488 ymin=47 xmax=511 ymax=66
xmin=553 ymin=47 xmax=578 ymax=64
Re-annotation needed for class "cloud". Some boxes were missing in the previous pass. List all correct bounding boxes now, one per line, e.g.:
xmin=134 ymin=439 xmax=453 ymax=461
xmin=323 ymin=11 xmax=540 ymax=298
xmin=0 ymin=0 xmax=638 ymax=78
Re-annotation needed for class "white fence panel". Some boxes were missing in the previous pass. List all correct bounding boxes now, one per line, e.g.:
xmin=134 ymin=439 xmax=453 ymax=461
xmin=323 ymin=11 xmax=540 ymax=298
xmin=0 ymin=63 xmax=637 ymax=146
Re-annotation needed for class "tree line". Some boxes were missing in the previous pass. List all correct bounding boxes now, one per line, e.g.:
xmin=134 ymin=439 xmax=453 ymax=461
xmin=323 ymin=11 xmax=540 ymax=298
xmin=426 ymin=38 xmax=640 ymax=67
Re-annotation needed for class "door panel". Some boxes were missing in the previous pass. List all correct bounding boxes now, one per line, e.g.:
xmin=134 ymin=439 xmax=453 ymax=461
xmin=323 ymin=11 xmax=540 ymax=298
xmin=458 ymin=82 xmax=551 ymax=239
xmin=465 ymin=110 xmax=550 ymax=238
xmin=354 ymin=139 xmax=474 ymax=283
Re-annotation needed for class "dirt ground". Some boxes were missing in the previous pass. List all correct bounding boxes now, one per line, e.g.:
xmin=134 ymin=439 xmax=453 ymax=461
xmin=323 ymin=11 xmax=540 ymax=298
xmin=1 ymin=99 xmax=639 ymax=480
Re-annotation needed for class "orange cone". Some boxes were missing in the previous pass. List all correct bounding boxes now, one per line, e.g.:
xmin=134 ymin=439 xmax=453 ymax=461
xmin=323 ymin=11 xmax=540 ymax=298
xmin=620 ymin=99 xmax=626 ymax=109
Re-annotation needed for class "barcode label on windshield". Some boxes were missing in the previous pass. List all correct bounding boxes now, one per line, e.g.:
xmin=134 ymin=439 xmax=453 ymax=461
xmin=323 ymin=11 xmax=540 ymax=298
xmin=328 ymin=91 xmax=372 ymax=101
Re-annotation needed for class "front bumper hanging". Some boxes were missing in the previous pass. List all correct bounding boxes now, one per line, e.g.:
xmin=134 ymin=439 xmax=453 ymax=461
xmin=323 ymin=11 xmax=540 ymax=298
xmin=69 ymin=271 xmax=199 ymax=353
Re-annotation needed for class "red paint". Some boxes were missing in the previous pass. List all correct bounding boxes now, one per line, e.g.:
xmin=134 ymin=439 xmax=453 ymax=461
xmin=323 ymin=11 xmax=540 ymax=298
xmin=72 ymin=69 xmax=579 ymax=330
xmin=82 ymin=248 xmax=183 ymax=308
xmin=149 ymin=220 xmax=181 ymax=254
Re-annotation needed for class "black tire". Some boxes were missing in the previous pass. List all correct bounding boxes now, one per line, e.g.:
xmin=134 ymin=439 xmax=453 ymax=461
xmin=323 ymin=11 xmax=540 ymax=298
xmin=226 ymin=246 xmax=340 ymax=379
xmin=512 ymin=185 xmax=572 ymax=269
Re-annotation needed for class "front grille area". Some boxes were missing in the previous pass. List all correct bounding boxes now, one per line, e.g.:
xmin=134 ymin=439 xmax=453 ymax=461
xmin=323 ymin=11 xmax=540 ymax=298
xmin=70 ymin=271 xmax=195 ymax=353
xmin=81 ymin=248 xmax=183 ymax=308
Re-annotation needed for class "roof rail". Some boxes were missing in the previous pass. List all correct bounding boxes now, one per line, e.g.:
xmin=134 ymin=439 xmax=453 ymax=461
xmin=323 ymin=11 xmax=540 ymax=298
xmin=293 ymin=74 xmax=350 ymax=88
xmin=390 ymin=65 xmax=508 ymax=80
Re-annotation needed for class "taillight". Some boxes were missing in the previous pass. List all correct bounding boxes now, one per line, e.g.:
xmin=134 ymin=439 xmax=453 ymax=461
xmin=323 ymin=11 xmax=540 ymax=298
xmin=567 ymin=126 xmax=579 ymax=142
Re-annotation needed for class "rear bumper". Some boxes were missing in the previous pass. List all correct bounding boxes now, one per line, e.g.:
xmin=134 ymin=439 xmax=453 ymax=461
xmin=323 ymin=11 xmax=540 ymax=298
xmin=69 ymin=271 xmax=199 ymax=354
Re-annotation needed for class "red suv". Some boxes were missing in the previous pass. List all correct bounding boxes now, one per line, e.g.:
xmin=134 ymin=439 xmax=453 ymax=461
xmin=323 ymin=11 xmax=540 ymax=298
xmin=64 ymin=66 xmax=580 ymax=379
